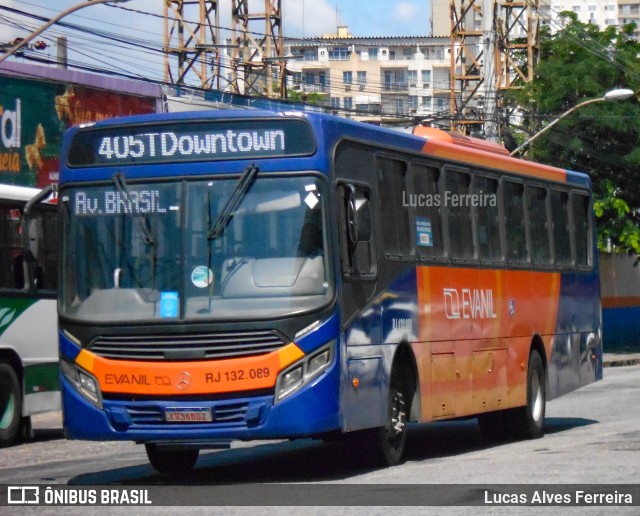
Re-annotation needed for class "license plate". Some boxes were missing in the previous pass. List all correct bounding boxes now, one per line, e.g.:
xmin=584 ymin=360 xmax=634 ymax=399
xmin=165 ymin=407 xmax=213 ymax=423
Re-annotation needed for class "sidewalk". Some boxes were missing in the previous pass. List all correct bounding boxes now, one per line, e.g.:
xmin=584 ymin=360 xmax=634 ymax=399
xmin=603 ymin=352 xmax=640 ymax=367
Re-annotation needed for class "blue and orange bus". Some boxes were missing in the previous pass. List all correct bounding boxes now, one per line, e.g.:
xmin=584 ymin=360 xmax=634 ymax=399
xmin=56 ymin=110 xmax=602 ymax=473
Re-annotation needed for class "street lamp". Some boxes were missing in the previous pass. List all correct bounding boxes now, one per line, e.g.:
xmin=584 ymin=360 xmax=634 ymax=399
xmin=509 ymin=88 xmax=635 ymax=157
xmin=0 ymin=0 xmax=130 ymax=65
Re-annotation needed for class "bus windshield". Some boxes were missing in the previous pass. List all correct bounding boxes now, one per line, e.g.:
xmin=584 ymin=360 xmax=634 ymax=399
xmin=60 ymin=174 xmax=332 ymax=322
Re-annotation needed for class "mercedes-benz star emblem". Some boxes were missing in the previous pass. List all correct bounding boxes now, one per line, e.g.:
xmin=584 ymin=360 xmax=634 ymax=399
xmin=176 ymin=372 xmax=192 ymax=390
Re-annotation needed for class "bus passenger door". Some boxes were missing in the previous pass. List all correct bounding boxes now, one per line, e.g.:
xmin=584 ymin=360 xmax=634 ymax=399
xmin=336 ymin=182 xmax=385 ymax=431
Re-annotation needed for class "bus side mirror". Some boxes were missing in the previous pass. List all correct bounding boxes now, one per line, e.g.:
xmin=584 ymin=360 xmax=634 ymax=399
xmin=347 ymin=187 xmax=372 ymax=243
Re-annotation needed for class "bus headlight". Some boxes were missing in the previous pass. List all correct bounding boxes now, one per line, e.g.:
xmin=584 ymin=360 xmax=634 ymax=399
xmin=275 ymin=342 xmax=334 ymax=401
xmin=60 ymin=358 xmax=103 ymax=409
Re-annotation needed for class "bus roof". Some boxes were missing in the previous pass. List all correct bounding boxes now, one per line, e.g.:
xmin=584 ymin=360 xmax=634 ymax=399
xmin=63 ymin=109 xmax=591 ymax=188
xmin=0 ymin=184 xmax=45 ymax=202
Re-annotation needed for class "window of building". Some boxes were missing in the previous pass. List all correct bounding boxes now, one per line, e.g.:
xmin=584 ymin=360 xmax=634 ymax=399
xmin=357 ymin=71 xmax=367 ymax=85
xmin=408 ymin=70 xmax=417 ymax=86
xmin=408 ymin=96 xmax=418 ymax=111
xmin=303 ymin=49 xmax=317 ymax=61
xmin=421 ymin=70 xmax=431 ymax=86
xmin=343 ymin=71 xmax=353 ymax=84
xmin=330 ymin=97 xmax=341 ymax=108
xmin=344 ymin=97 xmax=353 ymax=110
xmin=329 ymin=47 xmax=349 ymax=60
xmin=368 ymin=48 xmax=378 ymax=60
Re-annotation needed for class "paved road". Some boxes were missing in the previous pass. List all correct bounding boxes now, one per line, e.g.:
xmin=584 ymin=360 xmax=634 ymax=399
xmin=1 ymin=363 xmax=639 ymax=515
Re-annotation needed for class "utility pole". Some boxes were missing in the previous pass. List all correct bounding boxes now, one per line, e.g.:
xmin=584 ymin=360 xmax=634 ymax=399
xmin=450 ymin=0 xmax=485 ymax=135
xmin=449 ymin=0 xmax=540 ymax=140
xmin=482 ymin=0 xmax=498 ymax=141
xmin=231 ymin=0 xmax=286 ymax=98
xmin=163 ymin=0 xmax=221 ymax=89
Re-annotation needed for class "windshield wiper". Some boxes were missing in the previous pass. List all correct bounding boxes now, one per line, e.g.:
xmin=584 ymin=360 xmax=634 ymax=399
xmin=208 ymin=164 xmax=259 ymax=241
xmin=113 ymin=173 xmax=155 ymax=246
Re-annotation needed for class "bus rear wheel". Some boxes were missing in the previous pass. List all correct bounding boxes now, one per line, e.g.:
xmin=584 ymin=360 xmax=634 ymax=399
xmin=508 ymin=350 xmax=546 ymax=440
xmin=0 ymin=362 xmax=21 ymax=447
xmin=145 ymin=444 xmax=199 ymax=475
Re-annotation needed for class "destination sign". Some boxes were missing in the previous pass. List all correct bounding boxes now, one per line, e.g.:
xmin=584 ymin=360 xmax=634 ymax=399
xmin=67 ymin=119 xmax=317 ymax=166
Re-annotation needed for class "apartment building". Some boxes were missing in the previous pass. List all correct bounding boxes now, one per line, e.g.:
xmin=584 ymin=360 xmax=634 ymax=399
xmin=286 ymin=27 xmax=456 ymax=123
xmin=432 ymin=1 xmax=629 ymax=39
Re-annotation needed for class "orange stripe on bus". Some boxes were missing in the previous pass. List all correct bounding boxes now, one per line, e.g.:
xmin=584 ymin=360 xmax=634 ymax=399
xmin=75 ymin=343 xmax=304 ymax=396
xmin=413 ymin=267 xmax=561 ymax=421
xmin=422 ymin=140 xmax=568 ymax=183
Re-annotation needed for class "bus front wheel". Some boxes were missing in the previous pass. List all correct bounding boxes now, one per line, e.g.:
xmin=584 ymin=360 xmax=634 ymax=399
xmin=145 ymin=444 xmax=199 ymax=475
xmin=358 ymin=383 xmax=408 ymax=468
xmin=0 ymin=362 xmax=21 ymax=447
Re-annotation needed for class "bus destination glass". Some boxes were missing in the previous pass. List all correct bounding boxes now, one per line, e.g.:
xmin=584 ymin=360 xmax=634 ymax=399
xmin=67 ymin=119 xmax=317 ymax=166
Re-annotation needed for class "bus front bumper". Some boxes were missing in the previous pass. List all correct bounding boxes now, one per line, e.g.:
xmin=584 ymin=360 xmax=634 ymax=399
xmin=60 ymin=360 xmax=341 ymax=443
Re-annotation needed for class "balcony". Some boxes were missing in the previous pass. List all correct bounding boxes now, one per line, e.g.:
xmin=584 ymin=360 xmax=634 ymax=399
xmin=382 ymin=82 xmax=409 ymax=93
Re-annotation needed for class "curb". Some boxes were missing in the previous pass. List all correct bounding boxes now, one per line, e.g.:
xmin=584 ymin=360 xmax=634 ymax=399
xmin=603 ymin=357 xmax=640 ymax=368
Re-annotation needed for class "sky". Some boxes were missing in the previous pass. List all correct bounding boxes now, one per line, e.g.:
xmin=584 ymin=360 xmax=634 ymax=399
xmin=3 ymin=0 xmax=433 ymax=41
xmin=0 ymin=0 xmax=433 ymax=88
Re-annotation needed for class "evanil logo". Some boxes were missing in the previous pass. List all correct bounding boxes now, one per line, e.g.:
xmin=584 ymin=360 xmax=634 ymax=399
xmin=1 ymin=98 xmax=21 ymax=149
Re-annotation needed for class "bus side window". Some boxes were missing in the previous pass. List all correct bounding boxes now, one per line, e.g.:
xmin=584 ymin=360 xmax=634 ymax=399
xmin=474 ymin=175 xmax=501 ymax=263
xmin=571 ymin=192 xmax=591 ymax=267
xmin=526 ymin=186 xmax=552 ymax=266
xmin=445 ymin=169 xmax=474 ymax=261
xmin=377 ymin=157 xmax=411 ymax=258
xmin=29 ymin=208 xmax=59 ymax=292
xmin=0 ymin=205 xmax=26 ymax=290
xmin=502 ymin=180 xmax=528 ymax=264
xmin=409 ymin=163 xmax=444 ymax=260
xmin=550 ymin=190 xmax=572 ymax=266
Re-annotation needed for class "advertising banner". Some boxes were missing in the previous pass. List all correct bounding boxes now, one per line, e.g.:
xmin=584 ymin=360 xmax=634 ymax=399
xmin=0 ymin=76 xmax=156 ymax=188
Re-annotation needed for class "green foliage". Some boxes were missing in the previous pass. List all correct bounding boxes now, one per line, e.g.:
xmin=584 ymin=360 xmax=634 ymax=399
xmin=593 ymin=181 xmax=640 ymax=254
xmin=506 ymin=14 xmax=640 ymax=254
xmin=286 ymin=90 xmax=326 ymax=105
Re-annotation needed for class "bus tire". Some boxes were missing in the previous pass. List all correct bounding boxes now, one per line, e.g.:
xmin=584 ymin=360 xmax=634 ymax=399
xmin=0 ymin=362 xmax=22 ymax=447
xmin=509 ymin=350 xmax=546 ymax=440
xmin=359 ymin=377 xmax=408 ymax=468
xmin=145 ymin=444 xmax=199 ymax=475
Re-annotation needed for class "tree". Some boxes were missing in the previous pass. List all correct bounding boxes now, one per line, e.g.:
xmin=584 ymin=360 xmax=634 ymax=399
xmin=505 ymin=14 xmax=640 ymax=253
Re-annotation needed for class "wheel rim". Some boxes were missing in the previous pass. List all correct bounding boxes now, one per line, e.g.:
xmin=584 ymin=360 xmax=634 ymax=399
xmin=385 ymin=388 xmax=406 ymax=448
xmin=0 ymin=393 xmax=15 ymax=430
xmin=530 ymin=368 xmax=543 ymax=422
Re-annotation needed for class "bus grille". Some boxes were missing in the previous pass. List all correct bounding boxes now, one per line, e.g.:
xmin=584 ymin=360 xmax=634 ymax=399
xmin=88 ymin=330 xmax=286 ymax=361
xmin=126 ymin=402 xmax=250 ymax=425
